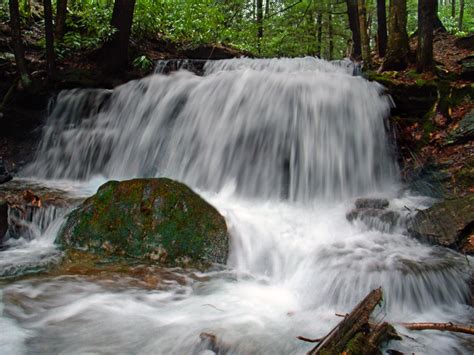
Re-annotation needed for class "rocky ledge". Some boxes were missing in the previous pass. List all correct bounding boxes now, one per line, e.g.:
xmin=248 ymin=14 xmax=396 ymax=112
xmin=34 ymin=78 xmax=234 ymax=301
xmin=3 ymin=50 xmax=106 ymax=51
xmin=409 ymin=195 xmax=474 ymax=255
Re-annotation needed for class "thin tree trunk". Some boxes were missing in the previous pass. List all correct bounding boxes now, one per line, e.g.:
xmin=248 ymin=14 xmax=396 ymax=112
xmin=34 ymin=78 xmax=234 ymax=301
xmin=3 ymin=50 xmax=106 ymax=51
xmin=376 ymin=0 xmax=387 ymax=57
xmin=43 ymin=0 xmax=55 ymax=79
xmin=358 ymin=0 xmax=371 ymax=66
xmin=451 ymin=0 xmax=455 ymax=17
xmin=346 ymin=0 xmax=362 ymax=59
xmin=434 ymin=0 xmax=447 ymax=31
xmin=8 ymin=0 xmax=31 ymax=88
xmin=458 ymin=0 xmax=464 ymax=30
xmin=103 ymin=0 xmax=136 ymax=74
xmin=328 ymin=5 xmax=334 ymax=60
xmin=417 ymin=0 xmax=435 ymax=72
xmin=55 ymin=0 xmax=68 ymax=39
xmin=265 ymin=0 xmax=270 ymax=17
xmin=316 ymin=11 xmax=323 ymax=58
xmin=381 ymin=0 xmax=409 ymax=71
xmin=256 ymin=0 xmax=263 ymax=54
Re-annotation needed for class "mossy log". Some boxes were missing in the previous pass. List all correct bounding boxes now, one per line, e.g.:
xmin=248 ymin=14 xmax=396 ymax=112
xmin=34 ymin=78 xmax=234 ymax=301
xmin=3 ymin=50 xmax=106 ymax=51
xmin=307 ymin=288 xmax=400 ymax=355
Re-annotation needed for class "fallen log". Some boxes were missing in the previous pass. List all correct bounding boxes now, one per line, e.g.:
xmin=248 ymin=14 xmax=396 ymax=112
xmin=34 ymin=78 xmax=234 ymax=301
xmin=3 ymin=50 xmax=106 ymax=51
xmin=306 ymin=287 xmax=400 ymax=355
xmin=400 ymin=322 xmax=474 ymax=335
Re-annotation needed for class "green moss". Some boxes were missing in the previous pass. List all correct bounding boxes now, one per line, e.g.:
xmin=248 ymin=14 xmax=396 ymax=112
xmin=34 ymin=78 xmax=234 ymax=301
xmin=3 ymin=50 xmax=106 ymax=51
xmin=58 ymin=178 xmax=229 ymax=267
xmin=344 ymin=332 xmax=370 ymax=354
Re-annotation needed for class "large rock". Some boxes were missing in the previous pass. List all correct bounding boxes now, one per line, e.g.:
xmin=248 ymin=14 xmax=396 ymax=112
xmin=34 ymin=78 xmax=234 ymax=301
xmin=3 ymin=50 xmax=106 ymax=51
xmin=58 ymin=178 xmax=229 ymax=266
xmin=446 ymin=109 xmax=474 ymax=145
xmin=409 ymin=195 xmax=474 ymax=254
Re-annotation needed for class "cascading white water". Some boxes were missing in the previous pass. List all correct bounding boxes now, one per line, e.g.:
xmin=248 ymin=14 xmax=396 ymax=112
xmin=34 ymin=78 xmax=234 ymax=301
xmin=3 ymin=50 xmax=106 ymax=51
xmin=25 ymin=57 xmax=397 ymax=201
xmin=2 ymin=58 xmax=473 ymax=354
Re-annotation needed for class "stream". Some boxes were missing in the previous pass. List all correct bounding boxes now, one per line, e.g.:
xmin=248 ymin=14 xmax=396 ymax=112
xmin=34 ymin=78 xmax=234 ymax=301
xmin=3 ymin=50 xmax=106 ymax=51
xmin=1 ymin=57 xmax=473 ymax=354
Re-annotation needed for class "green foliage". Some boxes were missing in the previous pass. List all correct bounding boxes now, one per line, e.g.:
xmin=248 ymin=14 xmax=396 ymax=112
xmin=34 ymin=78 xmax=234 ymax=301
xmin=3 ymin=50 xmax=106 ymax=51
xmin=7 ymin=0 xmax=471 ymax=62
xmin=132 ymin=55 xmax=153 ymax=71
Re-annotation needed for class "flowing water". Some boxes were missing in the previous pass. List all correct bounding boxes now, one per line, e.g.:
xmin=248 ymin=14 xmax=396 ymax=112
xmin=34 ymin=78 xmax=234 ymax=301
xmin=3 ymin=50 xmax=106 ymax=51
xmin=1 ymin=57 xmax=473 ymax=354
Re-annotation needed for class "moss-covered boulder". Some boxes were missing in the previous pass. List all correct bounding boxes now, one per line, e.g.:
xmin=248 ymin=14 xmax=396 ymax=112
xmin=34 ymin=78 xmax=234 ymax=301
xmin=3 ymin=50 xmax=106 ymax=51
xmin=409 ymin=195 xmax=474 ymax=254
xmin=58 ymin=178 xmax=229 ymax=266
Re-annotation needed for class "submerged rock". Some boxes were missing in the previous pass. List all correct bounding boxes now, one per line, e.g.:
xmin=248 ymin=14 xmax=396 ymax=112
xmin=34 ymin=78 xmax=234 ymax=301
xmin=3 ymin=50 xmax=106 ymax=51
xmin=347 ymin=198 xmax=400 ymax=232
xmin=355 ymin=198 xmax=389 ymax=209
xmin=58 ymin=178 xmax=229 ymax=266
xmin=409 ymin=195 xmax=474 ymax=254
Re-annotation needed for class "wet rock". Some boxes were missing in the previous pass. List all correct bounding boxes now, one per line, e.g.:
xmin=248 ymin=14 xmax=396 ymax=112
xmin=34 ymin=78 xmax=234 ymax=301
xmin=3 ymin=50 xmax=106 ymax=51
xmin=459 ymin=55 xmax=474 ymax=80
xmin=0 ymin=158 xmax=13 ymax=184
xmin=0 ymin=200 xmax=7 ymax=247
xmin=180 ymin=44 xmax=245 ymax=60
xmin=355 ymin=198 xmax=389 ymax=210
xmin=366 ymin=73 xmax=438 ymax=117
xmin=347 ymin=208 xmax=401 ymax=233
xmin=58 ymin=178 xmax=229 ymax=267
xmin=409 ymin=195 xmax=474 ymax=254
xmin=446 ymin=109 xmax=474 ymax=145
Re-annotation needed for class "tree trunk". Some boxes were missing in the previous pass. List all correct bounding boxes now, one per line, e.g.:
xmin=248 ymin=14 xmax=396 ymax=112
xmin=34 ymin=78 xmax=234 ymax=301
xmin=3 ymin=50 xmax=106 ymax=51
xmin=451 ymin=0 xmax=455 ymax=17
xmin=376 ymin=0 xmax=387 ymax=57
xmin=256 ymin=0 xmax=263 ymax=54
xmin=43 ymin=0 xmax=55 ymax=79
xmin=103 ymin=0 xmax=136 ymax=74
xmin=381 ymin=0 xmax=409 ymax=71
xmin=417 ymin=0 xmax=435 ymax=72
xmin=55 ymin=0 xmax=68 ymax=39
xmin=358 ymin=0 xmax=371 ymax=66
xmin=9 ymin=0 xmax=31 ymax=88
xmin=434 ymin=0 xmax=447 ymax=31
xmin=265 ymin=0 xmax=270 ymax=17
xmin=458 ymin=0 xmax=464 ymax=31
xmin=316 ymin=11 xmax=323 ymax=58
xmin=328 ymin=5 xmax=334 ymax=60
xmin=346 ymin=0 xmax=362 ymax=59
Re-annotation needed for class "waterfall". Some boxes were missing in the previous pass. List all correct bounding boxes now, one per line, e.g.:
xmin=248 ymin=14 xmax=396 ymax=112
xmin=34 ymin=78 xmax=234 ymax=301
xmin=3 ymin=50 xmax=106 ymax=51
xmin=3 ymin=58 xmax=471 ymax=354
xmin=25 ymin=57 xmax=397 ymax=201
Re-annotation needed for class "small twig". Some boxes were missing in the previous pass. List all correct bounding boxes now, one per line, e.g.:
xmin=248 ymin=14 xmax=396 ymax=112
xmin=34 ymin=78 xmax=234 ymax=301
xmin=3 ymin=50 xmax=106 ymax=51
xmin=297 ymin=336 xmax=323 ymax=343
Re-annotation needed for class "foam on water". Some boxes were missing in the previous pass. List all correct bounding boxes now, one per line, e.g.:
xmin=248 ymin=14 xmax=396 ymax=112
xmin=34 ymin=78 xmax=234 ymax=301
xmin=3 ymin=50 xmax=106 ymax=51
xmin=1 ymin=58 xmax=473 ymax=354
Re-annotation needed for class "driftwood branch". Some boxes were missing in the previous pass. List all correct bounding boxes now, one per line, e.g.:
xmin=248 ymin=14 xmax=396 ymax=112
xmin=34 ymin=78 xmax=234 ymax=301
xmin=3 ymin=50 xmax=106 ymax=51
xmin=400 ymin=322 xmax=474 ymax=335
xmin=306 ymin=287 xmax=400 ymax=354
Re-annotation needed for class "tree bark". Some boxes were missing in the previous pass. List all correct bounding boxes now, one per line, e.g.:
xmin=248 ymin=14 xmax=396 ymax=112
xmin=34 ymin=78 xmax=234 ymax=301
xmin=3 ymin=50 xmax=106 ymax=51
xmin=451 ymin=0 xmax=455 ymax=17
xmin=8 ymin=0 xmax=31 ymax=88
xmin=43 ymin=0 xmax=55 ymax=79
xmin=103 ymin=0 xmax=136 ymax=74
xmin=55 ymin=0 xmax=68 ymax=39
xmin=256 ymin=0 xmax=263 ymax=54
xmin=434 ymin=0 xmax=447 ymax=32
xmin=358 ymin=0 xmax=371 ymax=66
xmin=458 ymin=0 xmax=464 ymax=31
xmin=265 ymin=0 xmax=270 ymax=17
xmin=346 ymin=0 xmax=362 ymax=59
xmin=376 ymin=0 xmax=387 ymax=57
xmin=316 ymin=11 xmax=323 ymax=58
xmin=381 ymin=0 xmax=409 ymax=71
xmin=417 ymin=0 xmax=435 ymax=72
xmin=307 ymin=288 xmax=400 ymax=354
xmin=328 ymin=5 xmax=334 ymax=60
